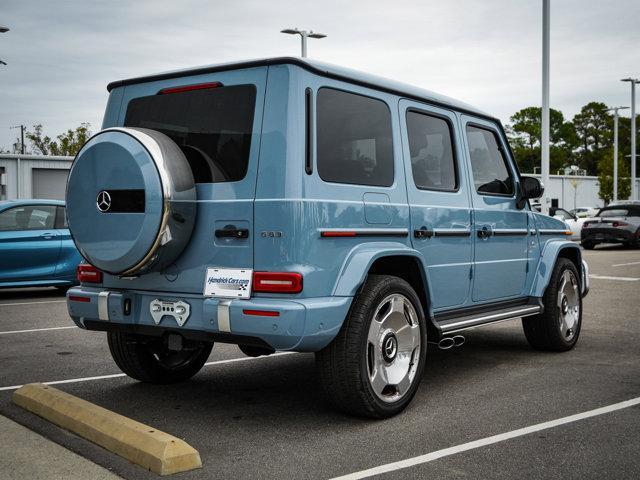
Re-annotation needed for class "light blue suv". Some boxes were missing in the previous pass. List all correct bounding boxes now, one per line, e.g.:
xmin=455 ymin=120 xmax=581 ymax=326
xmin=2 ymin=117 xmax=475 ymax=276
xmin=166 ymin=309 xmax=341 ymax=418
xmin=65 ymin=58 xmax=589 ymax=417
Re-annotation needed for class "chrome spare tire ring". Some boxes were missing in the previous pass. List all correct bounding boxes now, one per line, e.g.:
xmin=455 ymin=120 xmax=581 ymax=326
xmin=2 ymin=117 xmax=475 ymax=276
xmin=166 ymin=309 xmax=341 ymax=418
xmin=366 ymin=293 xmax=421 ymax=403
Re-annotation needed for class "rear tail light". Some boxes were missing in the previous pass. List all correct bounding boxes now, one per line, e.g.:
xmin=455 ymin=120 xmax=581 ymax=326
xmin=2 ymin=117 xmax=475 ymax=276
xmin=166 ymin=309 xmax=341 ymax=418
xmin=612 ymin=221 xmax=629 ymax=228
xmin=77 ymin=264 xmax=103 ymax=284
xmin=252 ymin=272 xmax=303 ymax=294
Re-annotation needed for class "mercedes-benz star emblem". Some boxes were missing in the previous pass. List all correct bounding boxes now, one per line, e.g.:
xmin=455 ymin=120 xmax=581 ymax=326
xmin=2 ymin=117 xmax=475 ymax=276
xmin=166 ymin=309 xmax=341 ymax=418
xmin=96 ymin=190 xmax=112 ymax=212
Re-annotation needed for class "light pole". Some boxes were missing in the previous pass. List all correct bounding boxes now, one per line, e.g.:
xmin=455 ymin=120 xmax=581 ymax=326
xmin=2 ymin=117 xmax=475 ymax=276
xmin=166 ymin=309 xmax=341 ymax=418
xmin=281 ymin=28 xmax=326 ymax=58
xmin=0 ymin=25 xmax=8 ymax=66
xmin=621 ymin=78 xmax=639 ymax=200
xmin=541 ymin=0 xmax=550 ymax=215
xmin=607 ymin=106 xmax=629 ymax=202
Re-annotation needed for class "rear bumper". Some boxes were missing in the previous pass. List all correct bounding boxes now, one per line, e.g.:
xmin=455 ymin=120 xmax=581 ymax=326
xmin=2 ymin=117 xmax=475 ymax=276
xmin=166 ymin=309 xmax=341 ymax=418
xmin=67 ymin=287 xmax=352 ymax=352
xmin=581 ymin=228 xmax=635 ymax=244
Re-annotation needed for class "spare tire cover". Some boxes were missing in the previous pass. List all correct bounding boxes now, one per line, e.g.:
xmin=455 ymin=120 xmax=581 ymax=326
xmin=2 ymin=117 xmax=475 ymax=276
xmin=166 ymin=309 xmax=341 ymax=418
xmin=66 ymin=127 xmax=196 ymax=276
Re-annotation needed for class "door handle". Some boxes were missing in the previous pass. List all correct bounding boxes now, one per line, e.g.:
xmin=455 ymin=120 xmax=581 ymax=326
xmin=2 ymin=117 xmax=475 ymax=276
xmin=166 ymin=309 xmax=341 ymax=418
xmin=477 ymin=226 xmax=493 ymax=239
xmin=40 ymin=233 xmax=57 ymax=240
xmin=215 ymin=226 xmax=249 ymax=239
xmin=414 ymin=227 xmax=434 ymax=239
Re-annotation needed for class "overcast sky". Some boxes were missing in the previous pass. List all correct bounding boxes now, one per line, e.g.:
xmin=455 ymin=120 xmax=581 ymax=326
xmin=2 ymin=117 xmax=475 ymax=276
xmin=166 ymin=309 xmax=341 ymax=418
xmin=1 ymin=0 xmax=639 ymax=151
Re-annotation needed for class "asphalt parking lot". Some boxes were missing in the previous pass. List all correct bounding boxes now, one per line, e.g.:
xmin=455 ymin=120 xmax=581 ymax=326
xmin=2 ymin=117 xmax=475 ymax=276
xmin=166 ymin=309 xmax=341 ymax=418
xmin=0 ymin=245 xmax=639 ymax=480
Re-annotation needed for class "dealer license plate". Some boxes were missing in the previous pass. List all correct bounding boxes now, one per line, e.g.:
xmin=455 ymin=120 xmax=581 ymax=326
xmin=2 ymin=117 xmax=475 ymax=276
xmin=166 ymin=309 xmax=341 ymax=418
xmin=204 ymin=267 xmax=252 ymax=299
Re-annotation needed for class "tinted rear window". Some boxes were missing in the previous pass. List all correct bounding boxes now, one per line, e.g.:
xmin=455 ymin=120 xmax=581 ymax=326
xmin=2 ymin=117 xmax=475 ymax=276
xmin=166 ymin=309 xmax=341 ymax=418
xmin=406 ymin=111 xmax=457 ymax=191
xmin=598 ymin=207 xmax=640 ymax=217
xmin=124 ymin=85 xmax=256 ymax=183
xmin=316 ymin=88 xmax=394 ymax=187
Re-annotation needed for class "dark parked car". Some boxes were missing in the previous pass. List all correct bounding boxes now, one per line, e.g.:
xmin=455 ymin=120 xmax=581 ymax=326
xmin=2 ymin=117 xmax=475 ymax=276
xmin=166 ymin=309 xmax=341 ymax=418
xmin=581 ymin=202 xmax=640 ymax=249
xmin=0 ymin=199 xmax=82 ymax=290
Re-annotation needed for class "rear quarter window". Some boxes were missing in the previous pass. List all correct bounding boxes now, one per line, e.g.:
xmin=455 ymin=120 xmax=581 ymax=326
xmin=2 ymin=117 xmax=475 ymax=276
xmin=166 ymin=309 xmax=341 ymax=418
xmin=316 ymin=88 xmax=394 ymax=187
xmin=124 ymin=84 xmax=256 ymax=183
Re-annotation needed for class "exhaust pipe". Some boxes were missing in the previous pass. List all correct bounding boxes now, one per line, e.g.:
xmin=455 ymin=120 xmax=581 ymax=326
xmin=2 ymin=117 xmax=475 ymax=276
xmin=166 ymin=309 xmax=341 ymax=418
xmin=430 ymin=335 xmax=466 ymax=350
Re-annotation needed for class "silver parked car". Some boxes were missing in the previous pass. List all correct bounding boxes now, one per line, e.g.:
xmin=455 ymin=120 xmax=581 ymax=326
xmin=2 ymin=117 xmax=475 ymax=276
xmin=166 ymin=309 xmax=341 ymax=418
xmin=581 ymin=202 xmax=640 ymax=249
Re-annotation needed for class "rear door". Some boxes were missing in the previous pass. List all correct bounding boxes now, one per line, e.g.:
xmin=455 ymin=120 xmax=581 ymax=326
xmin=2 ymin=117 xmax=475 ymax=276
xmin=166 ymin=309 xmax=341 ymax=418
xmin=102 ymin=67 xmax=268 ymax=294
xmin=0 ymin=204 xmax=61 ymax=282
xmin=461 ymin=117 xmax=529 ymax=303
xmin=399 ymin=100 xmax=473 ymax=310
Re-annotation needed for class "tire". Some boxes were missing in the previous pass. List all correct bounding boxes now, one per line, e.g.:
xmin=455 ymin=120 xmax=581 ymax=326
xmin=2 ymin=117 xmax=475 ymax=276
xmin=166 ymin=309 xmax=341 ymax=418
xmin=316 ymin=275 xmax=427 ymax=418
xmin=108 ymin=331 xmax=213 ymax=384
xmin=522 ymin=258 xmax=582 ymax=351
xmin=581 ymin=241 xmax=595 ymax=250
xmin=55 ymin=286 xmax=70 ymax=294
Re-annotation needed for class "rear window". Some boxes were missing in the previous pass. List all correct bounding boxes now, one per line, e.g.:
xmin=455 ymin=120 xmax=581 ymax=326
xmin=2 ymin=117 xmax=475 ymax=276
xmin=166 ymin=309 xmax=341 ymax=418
xmin=406 ymin=111 xmax=457 ymax=191
xmin=316 ymin=88 xmax=394 ymax=187
xmin=124 ymin=84 xmax=256 ymax=183
xmin=597 ymin=207 xmax=640 ymax=217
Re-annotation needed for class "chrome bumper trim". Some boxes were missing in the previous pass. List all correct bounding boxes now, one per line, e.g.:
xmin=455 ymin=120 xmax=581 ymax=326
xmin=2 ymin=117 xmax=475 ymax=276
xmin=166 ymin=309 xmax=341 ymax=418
xmin=217 ymin=299 xmax=232 ymax=332
xmin=98 ymin=291 xmax=110 ymax=321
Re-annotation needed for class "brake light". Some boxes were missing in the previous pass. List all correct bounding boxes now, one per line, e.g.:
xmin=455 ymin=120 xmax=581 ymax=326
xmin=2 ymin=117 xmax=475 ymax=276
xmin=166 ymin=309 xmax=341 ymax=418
xmin=158 ymin=82 xmax=223 ymax=95
xmin=252 ymin=272 xmax=303 ymax=294
xmin=69 ymin=295 xmax=91 ymax=303
xmin=243 ymin=309 xmax=280 ymax=317
xmin=612 ymin=221 xmax=629 ymax=228
xmin=77 ymin=264 xmax=103 ymax=284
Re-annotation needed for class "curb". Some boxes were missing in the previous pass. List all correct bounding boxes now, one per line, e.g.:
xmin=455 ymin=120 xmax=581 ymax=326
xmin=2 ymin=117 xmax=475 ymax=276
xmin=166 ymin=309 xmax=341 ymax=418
xmin=12 ymin=383 xmax=201 ymax=476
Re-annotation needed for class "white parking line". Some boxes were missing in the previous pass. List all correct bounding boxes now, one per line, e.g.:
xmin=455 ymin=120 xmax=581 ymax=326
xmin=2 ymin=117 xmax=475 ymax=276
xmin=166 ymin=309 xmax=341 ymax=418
xmin=612 ymin=261 xmax=640 ymax=267
xmin=0 ymin=300 xmax=66 ymax=307
xmin=0 ymin=326 xmax=77 ymax=335
xmin=0 ymin=351 xmax=295 ymax=392
xmin=589 ymin=274 xmax=640 ymax=282
xmin=329 ymin=397 xmax=640 ymax=480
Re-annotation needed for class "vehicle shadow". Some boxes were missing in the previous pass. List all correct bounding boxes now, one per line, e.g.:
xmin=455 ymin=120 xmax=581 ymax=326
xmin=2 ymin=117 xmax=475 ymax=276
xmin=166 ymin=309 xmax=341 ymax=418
xmin=69 ymin=325 xmax=539 ymax=432
xmin=0 ymin=287 xmax=66 ymax=301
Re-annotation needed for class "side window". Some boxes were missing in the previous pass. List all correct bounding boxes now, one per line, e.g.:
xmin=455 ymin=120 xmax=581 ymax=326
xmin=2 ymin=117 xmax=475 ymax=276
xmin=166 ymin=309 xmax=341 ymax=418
xmin=55 ymin=206 xmax=68 ymax=229
xmin=466 ymin=125 xmax=514 ymax=196
xmin=406 ymin=110 xmax=457 ymax=191
xmin=0 ymin=205 xmax=56 ymax=231
xmin=316 ymin=88 xmax=394 ymax=187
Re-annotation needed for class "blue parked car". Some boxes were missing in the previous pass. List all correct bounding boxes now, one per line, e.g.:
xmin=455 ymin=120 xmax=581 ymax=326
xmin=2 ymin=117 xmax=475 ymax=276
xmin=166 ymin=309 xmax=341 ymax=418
xmin=0 ymin=199 xmax=81 ymax=290
xmin=65 ymin=58 xmax=589 ymax=417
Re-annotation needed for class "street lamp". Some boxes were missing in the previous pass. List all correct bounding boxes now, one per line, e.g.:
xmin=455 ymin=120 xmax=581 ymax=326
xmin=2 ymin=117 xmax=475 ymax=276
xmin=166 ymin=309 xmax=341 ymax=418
xmin=540 ymin=0 xmax=550 ymax=215
xmin=281 ymin=28 xmax=326 ymax=58
xmin=621 ymin=78 xmax=639 ymax=200
xmin=607 ymin=106 xmax=629 ymax=202
xmin=1 ymin=25 xmax=8 ymax=66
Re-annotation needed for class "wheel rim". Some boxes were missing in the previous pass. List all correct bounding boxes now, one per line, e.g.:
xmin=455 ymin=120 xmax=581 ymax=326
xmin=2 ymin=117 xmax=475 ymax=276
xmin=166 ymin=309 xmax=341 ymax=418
xmin=557 ymin=269 xmax=580 ymax=341
xmin=366 ymin=294 xmax=421 ymax=403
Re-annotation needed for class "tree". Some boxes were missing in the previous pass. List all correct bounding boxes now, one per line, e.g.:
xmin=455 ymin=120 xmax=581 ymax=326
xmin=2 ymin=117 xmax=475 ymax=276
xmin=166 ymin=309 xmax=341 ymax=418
xmin=26 ymin=123 xmax=91 ymax=156
xmin=507 ymin=106 xmax=577 ymax=173
xmin=572 ymin=102 xmax=612 ymax=175
xmin=597 ymin=150 xmax=630 ymax=204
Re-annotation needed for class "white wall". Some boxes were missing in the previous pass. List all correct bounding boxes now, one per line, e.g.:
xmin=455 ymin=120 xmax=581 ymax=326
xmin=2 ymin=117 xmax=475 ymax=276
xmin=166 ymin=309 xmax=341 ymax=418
xmin=0 ymin=154 xmax=73 ymax=200
xmin=530 ymin=174 xmax=640 ymax=209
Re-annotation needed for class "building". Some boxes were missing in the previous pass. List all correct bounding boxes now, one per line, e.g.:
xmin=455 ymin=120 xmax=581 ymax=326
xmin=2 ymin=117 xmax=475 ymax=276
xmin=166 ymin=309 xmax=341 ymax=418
xmin=0 ymin=153 xmax=73 ymax=200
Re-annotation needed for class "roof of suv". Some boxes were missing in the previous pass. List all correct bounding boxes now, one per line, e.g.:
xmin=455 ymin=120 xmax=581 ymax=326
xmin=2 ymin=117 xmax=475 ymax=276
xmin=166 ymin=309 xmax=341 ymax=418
xmin=106 ymin=57 xmax=495 ymax=121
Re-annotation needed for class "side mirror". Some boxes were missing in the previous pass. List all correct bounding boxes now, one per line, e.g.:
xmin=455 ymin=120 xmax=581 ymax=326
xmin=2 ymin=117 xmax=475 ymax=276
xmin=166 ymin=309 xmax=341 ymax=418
xmin=521 ymin=176 xmax=544 ymax=200
xmin=516 ymin=176 xmax=544 ymax=209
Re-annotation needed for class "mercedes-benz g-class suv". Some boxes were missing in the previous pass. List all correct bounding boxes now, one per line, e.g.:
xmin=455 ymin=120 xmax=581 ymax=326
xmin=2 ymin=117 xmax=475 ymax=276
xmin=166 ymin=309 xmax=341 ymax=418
xmin=65 ymin=57 xmax=589 ymax=418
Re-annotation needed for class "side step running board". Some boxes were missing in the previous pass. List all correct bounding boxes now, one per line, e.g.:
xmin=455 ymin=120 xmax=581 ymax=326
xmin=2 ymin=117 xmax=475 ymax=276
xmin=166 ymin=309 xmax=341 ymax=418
xmin=437 ymin=304 xmax=542 ymax=334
